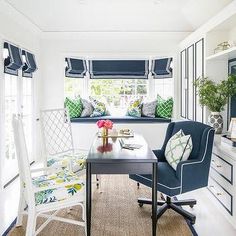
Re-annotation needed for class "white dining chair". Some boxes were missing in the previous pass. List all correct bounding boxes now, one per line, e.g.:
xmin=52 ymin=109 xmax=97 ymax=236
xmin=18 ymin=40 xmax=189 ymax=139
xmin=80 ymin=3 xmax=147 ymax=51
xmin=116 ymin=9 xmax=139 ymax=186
xmin=40 ymin=108 xmax=101 ymax=188
xmin=12 ymin=114 xmax=86 ymax=236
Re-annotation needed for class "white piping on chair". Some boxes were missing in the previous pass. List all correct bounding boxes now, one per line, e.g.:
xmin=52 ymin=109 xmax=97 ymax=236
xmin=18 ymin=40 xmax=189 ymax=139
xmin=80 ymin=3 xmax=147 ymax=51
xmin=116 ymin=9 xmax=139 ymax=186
xmin=179 ymin=128 xmax=214 ymax=194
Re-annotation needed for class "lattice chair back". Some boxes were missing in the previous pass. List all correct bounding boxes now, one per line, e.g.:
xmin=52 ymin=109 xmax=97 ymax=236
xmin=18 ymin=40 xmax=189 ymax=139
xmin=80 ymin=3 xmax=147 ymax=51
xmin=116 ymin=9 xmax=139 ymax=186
xmin=12 ymin=115 xmax=35 ymax=206
xmin=40 ymin=108 xmax=75 ymax=162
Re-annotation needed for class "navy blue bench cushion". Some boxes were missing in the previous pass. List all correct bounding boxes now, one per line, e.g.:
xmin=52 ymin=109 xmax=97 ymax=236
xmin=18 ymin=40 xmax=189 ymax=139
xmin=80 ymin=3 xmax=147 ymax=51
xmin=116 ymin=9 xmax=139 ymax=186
xmin=70 ymin=115 xmax=171 ymax=123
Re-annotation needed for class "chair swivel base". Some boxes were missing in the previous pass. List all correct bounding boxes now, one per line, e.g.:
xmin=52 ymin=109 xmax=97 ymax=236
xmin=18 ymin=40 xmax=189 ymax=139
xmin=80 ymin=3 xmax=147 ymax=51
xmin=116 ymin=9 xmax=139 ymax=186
xmin=138 ymin=196 xmax=197 ymax=225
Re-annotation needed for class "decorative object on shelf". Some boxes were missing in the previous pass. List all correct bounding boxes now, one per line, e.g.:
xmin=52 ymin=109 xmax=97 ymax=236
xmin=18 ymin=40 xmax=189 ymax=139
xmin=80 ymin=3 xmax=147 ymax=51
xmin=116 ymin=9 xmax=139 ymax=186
xmin=221 ymin=134 xmax=236 ymax=147
xmin=214 ymin=41 xmax=231 ymax=54
xmin=195 ymin=75 xmax=236 ymax=134
xmin=228 ymin=118 xmax=236 ymax=139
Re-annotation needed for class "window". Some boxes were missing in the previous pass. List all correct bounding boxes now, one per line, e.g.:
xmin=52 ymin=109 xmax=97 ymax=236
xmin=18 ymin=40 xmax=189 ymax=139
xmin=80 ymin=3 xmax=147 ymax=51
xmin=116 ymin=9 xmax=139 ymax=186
xmin=89 ymin=79 xmax=148 ymax=115
xmin=2 ymin=74 xmax=18 ymax=186
xmin=154 ymin=78 xmax=173 ymax=99
xmin=63 ymin=59 xmax=174 ymax=115
xmin=64 ymin=77 xmax=85 ymax=98
xmin=22 ymin=77 xmax=33 ymax=158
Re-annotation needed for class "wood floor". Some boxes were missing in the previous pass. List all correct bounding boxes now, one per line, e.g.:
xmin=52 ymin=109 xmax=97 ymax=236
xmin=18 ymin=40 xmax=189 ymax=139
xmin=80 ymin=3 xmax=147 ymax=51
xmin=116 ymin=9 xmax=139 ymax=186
xmin=9 ymin=175 xmax=192 ymax=236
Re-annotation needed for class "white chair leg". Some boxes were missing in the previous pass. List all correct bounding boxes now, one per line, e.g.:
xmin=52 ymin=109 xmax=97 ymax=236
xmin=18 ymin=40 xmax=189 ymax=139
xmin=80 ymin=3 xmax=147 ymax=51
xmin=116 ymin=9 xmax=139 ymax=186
xmin=26 ymin=209 xmax=36 ymax=236
xmin=16 ymin=189 xmax=25 ymax=227
xmin=82 ymin=202 xmax=86 ymax=221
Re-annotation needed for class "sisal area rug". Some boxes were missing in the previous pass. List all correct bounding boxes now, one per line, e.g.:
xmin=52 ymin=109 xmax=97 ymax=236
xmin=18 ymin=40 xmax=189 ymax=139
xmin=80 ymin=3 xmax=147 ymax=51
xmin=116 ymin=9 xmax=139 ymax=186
xmin=9 ymin=175 xmax=193 ymax=236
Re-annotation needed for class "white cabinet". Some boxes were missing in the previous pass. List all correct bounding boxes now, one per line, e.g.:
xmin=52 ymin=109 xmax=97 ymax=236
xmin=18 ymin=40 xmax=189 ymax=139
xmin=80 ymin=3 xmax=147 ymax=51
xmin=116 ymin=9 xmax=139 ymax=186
xmin=208 ymin=136 xmax=236 ymax=227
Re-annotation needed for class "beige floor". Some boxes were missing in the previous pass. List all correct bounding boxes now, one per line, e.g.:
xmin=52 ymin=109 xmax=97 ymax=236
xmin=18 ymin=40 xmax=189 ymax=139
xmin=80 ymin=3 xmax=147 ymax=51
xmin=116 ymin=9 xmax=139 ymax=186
xmin=9 ymin=175 xmax=192 ymax=236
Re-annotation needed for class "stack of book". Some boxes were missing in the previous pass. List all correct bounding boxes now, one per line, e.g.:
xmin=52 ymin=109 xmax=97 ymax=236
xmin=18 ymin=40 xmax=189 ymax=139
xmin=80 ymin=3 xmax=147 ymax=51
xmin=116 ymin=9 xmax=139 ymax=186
xmin=119 ymin=138 xmax=142 ymax=150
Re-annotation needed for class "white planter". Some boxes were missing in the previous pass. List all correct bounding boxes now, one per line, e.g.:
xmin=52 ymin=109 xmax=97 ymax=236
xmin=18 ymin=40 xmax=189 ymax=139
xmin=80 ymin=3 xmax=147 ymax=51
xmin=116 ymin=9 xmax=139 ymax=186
xmin=208 ymin=112 xmax=223 ymax=134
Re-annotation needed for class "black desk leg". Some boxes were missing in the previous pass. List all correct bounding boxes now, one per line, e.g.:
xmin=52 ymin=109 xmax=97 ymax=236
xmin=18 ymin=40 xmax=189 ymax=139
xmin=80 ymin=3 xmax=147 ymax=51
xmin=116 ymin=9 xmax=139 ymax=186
xmin=86 ymin=163 xmax=91 ymax=236
xmin=152 ymin=163 xmax=158 ymax=236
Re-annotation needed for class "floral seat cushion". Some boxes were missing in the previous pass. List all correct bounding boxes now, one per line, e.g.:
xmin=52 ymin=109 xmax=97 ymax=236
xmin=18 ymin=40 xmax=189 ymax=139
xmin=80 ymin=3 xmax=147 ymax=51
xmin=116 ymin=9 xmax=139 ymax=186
xmin=33 ymin=169 xmax=84 ymax=206
xmin=47 ymin=151 xmax=87 ymax=173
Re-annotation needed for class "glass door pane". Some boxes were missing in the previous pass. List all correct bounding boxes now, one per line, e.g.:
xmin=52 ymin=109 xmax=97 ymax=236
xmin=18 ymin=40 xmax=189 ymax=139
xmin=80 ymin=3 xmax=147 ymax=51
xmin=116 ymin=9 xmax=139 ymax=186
xmin=187 ymin=45 xmax=194 ymax=120
xmin=181 ymin=50 xmax=187 ymax=118
xmin=195 ymin=38 xmax=204 ymax=122
xmin=22 ymin=77 xmax=33 ymax=162
xmin=2 ymin=74 xmax=18 ymax=186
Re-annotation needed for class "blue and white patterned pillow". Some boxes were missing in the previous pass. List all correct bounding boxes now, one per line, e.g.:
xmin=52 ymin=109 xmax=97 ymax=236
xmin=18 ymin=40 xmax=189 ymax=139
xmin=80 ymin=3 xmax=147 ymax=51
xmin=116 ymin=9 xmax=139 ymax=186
xmin=89 ymin=97 xmax=109 ymax=117
xmin=126 ymin=98 xmax=142 ymax=117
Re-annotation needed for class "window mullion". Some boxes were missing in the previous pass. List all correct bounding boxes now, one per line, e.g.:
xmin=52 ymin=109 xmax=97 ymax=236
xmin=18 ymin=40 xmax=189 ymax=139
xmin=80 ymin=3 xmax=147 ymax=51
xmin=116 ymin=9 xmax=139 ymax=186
xmin=18 ymin=73 xmax=23 ymax=116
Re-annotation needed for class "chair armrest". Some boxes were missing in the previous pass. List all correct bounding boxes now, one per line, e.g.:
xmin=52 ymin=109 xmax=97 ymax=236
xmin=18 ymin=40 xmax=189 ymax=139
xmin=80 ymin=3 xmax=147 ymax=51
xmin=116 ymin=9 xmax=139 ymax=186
xmin=152 ymin=149 xmax=166 ymax=162
xmin=175 ymin=159 xmax=202 ymax=180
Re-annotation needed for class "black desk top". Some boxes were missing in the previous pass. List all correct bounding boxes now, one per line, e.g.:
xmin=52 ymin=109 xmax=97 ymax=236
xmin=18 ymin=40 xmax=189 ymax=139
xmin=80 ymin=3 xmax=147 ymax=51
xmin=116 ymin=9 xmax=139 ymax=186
xmin=87 ymin=133 xmax=157 ymax=163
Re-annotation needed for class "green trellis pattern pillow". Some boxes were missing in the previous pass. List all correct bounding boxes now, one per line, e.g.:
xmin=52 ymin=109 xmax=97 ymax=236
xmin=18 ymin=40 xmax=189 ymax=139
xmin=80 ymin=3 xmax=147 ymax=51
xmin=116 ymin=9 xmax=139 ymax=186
xmin=165 ymin=129 xmax=193 ymax=170
xmin=64 ymin=97 xmax=83 ymax=118
xmin=156 ymin=95 xmax=173 ymax=118
xmin=127 ymin=98 xmax=142 ymax=117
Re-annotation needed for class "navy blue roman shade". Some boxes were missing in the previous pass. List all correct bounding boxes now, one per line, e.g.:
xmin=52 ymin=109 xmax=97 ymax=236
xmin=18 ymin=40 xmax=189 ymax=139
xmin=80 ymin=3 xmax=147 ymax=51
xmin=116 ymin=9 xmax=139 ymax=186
xmin=4 ymin=42 xmax=24 ymax=76
xmin=65 ymin=58 xmax=87 ymax=78
xmin=89 ymin=60 xmax=149 ymax=79
xmin=151 ymin=58 xmax=173 ymax=79
xmin=22 ymin=50 xmax=37 ymax=78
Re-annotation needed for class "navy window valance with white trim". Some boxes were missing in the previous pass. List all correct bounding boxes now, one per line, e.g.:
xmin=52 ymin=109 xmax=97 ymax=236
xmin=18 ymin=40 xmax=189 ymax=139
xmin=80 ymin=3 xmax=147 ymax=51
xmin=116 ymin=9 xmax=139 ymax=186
xmin=4 ymin=42 xmax=24 ymax=76
xmin=151 ymin=58 xmax=173 ymax=79
xmin=22 ymin=50 xmax=37 ymax=78
xmin=65 ymin=58 xmax=87 ymax=78
xmin=89 ymin=60 xmax=149 ymax=79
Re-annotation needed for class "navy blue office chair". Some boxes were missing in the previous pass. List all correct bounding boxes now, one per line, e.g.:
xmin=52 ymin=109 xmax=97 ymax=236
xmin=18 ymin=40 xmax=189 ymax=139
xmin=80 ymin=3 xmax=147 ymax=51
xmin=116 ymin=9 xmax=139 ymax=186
xmin=130 ymin=121 xmax=215 ymax=224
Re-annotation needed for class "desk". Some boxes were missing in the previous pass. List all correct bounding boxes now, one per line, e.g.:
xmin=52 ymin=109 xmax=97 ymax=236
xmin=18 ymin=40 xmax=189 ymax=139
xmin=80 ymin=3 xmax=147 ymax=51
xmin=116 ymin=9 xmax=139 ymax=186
xmin=86 ymin=134 xmax=158 ymax=236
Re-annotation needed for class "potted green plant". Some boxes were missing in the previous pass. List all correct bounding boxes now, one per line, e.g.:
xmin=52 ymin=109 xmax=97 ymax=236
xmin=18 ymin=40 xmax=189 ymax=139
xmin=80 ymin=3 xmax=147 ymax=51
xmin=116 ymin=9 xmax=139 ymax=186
xmin=195 ymin=75 xmax=236 ymax=134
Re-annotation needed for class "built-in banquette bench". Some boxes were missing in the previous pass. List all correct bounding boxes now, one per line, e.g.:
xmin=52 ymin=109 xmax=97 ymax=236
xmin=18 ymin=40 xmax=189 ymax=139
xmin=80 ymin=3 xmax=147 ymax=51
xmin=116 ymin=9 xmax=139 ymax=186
xmin=71 ymin=116 xmax=171 ymax=150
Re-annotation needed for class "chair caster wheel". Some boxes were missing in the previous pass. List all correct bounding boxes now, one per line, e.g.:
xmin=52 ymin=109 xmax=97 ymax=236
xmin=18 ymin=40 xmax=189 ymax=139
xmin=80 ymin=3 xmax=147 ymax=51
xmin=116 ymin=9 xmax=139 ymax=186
xmin=139 ymin=203 xmax=143 ymax=207
xmin=190 ymin=205 xmax=194 ymax=208
xmin=96 ymin=183 xmax=99 ymax=189
xmin=190 ymin=220 xmax=195 ymax=225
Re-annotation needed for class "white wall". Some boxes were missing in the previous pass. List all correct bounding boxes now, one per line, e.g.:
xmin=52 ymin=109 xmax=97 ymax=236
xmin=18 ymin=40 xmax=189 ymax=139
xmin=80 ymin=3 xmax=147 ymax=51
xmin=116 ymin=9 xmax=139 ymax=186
xmin=0 ymin=2 xmax=41 ymax=235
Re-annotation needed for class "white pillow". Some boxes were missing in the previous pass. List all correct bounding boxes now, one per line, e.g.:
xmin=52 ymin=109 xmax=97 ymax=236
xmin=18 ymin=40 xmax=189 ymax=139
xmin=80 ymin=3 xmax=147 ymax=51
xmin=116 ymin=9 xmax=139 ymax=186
xmin=165 ymin=130 xmax=193 ymax=170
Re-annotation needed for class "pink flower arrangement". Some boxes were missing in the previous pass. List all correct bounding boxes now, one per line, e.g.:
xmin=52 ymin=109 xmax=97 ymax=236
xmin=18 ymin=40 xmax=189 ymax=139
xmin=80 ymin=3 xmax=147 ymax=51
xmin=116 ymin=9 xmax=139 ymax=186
xmin=96 ymin=119 xmax=113 ymax=130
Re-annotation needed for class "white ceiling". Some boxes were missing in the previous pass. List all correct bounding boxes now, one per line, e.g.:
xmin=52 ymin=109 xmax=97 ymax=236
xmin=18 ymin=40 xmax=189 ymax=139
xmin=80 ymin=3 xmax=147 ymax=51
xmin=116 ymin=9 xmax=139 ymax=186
xmin=5 ymin=0 xmax=232 ymax=32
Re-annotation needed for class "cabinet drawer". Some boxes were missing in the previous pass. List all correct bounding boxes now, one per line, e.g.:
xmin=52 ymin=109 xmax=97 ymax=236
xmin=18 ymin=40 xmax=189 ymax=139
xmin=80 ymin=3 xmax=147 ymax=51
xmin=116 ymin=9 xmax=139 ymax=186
xmin=208 ymin=177 xmax=233 ymax=215
xmin=211 ymin=153 xmax=233 ymax=184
